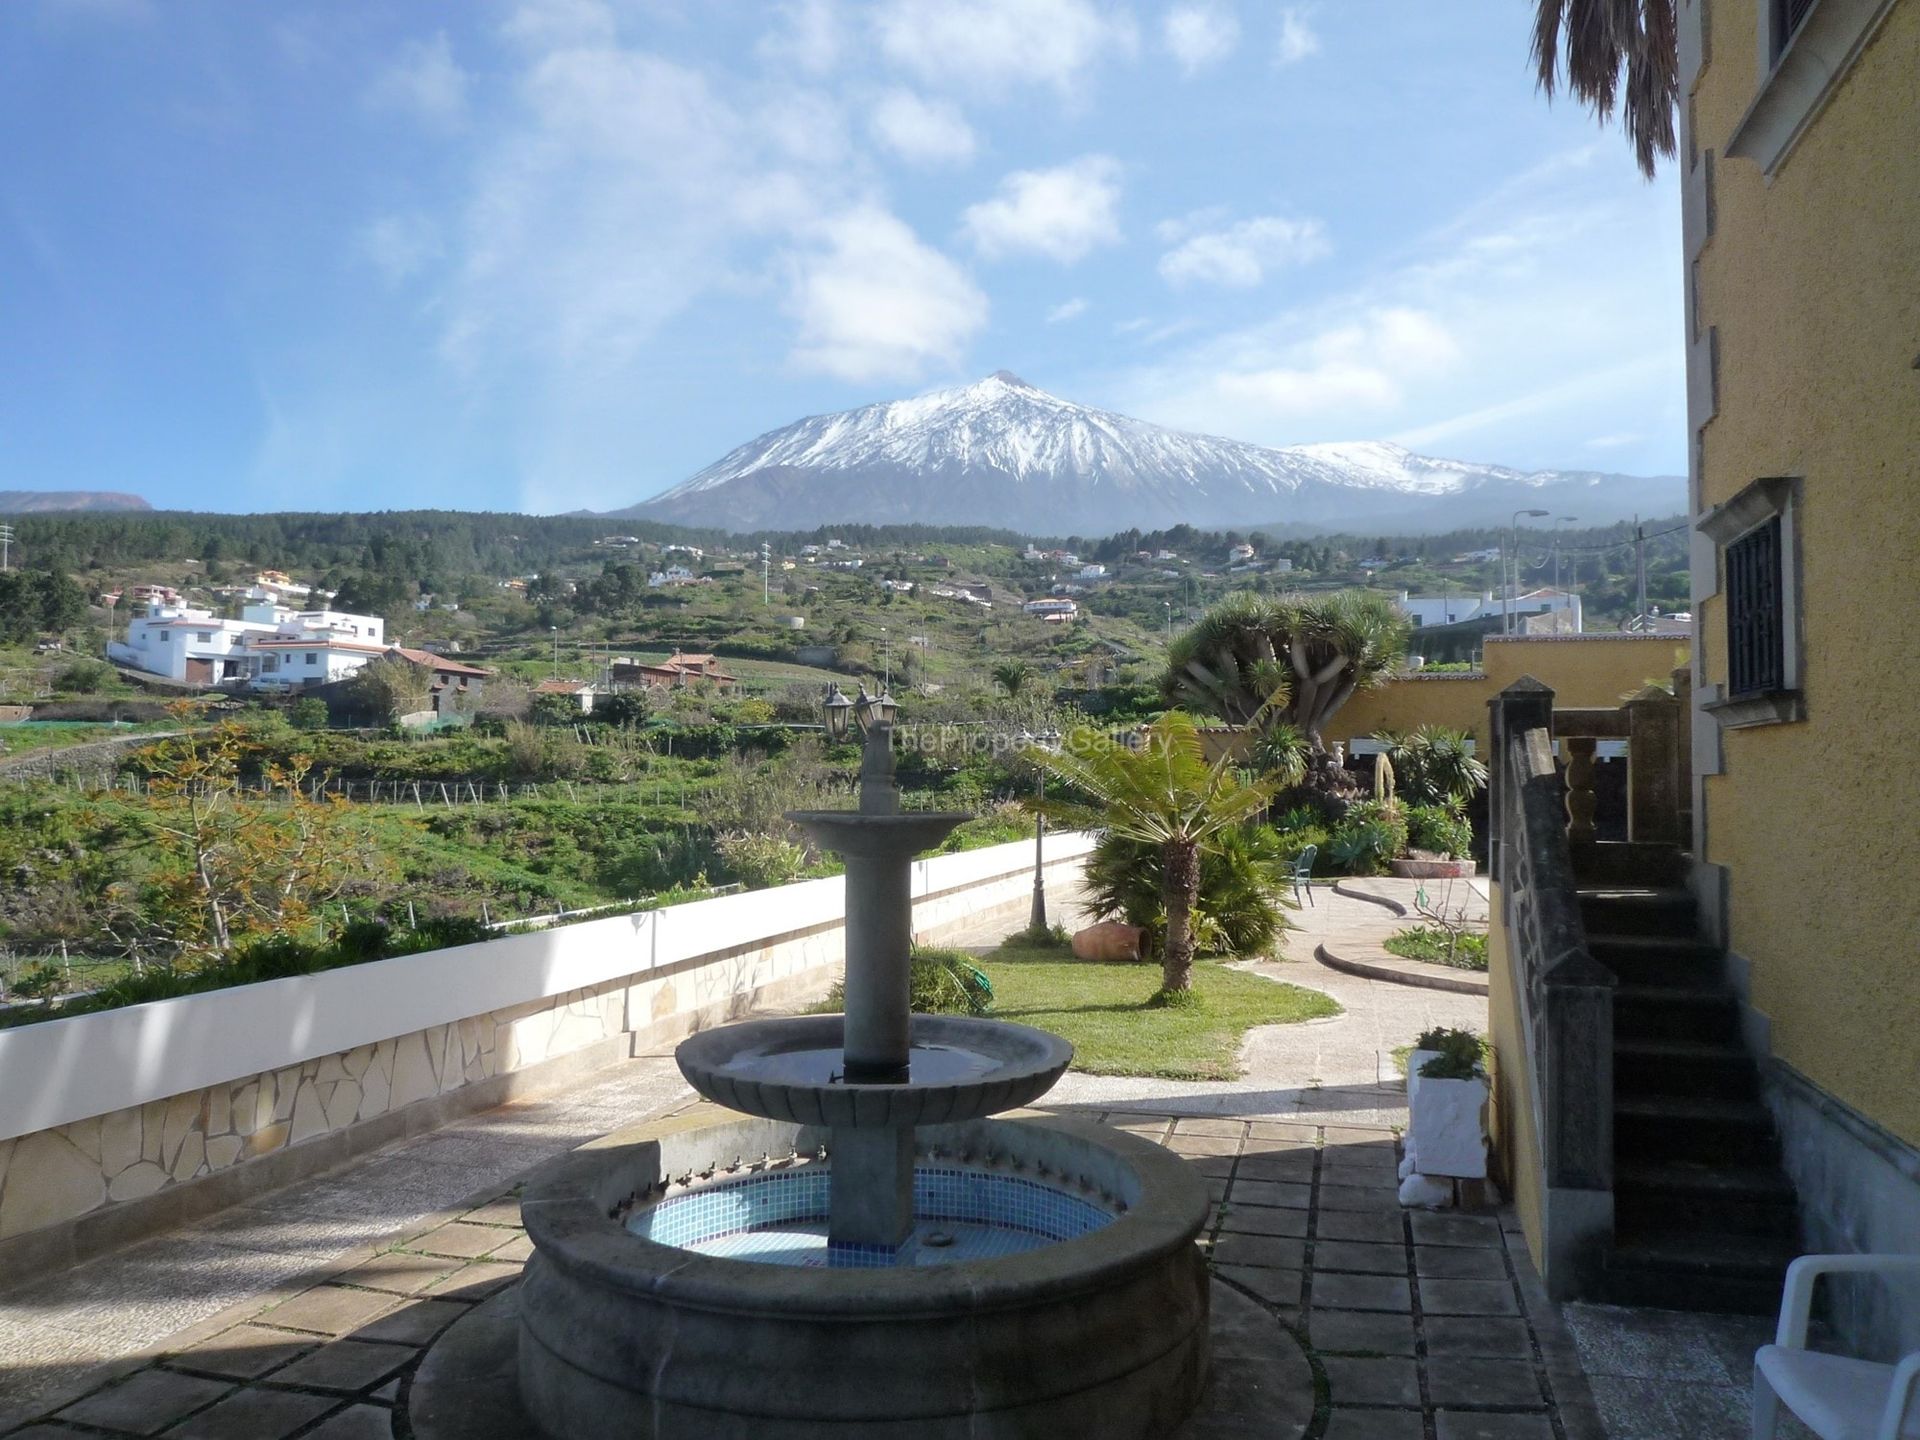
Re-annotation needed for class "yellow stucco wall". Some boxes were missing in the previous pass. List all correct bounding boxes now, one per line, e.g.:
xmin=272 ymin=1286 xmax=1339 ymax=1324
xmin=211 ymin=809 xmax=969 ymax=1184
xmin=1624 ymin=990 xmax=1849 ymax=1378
xmin=1486 ymin=896 xmax=1545 ymax=1272
xmin=1692 ymin=0 xmax=1920 ymax=1144
xmin=1324 ymin=634 xmax=1691 ymax=752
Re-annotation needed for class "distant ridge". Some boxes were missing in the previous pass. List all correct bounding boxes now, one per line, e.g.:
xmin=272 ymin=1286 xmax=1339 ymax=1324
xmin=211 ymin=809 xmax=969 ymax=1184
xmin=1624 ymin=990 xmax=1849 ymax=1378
xmin=620 ymin=372 xmax=1683 ymax=536
xmin=0 ymin=490 xmax=152 ymax=514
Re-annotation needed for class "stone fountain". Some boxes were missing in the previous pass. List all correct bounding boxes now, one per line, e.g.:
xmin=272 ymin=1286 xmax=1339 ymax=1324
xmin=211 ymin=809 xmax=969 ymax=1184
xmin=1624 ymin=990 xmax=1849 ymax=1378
xmin=420 ymin=695 xmax=1213 ymax=1438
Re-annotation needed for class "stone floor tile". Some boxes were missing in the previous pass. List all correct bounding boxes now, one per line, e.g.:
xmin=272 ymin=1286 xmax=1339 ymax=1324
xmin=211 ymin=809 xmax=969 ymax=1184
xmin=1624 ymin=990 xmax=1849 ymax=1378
xmin=1213 ymin=1265 xmax=1303 ymax=1310
xmin=1168 ymin=1135 xmax=1242 ymax=1158
xmin=1211 ymin=1235 xmax=1304 ymax=1271
xmin=55 ymin=1369 xmax=233 ymax=1434
xmin=457 ymin=1198 xmax=523 ymax=1228
xmin=1311 ymin=1272 xmax=1413 ymax=1313
xmin=408 ymin=1223 xmax=509 ymax=1260
xmin=487 ymin=1235 xmax=535 ymax=1264
xmin=1319 ymin=1354 xmax=1421 ymax=1407
xmin=1312 ymin=1240 xmax=1408 ymax=1275
xmin=1174 ymin=1118 xmax=1248 ymax=1139
xmin=332 ymin=1252 xmax=464 ymax=1297
xmin=1226 ymin=1179 xmax=1311 ymax=1210
xmin=1415 ymin=1245 xmax=1509 ymax=1281
xmin=165 ymin=1386 xmax=336 ymax=1440
xmin=1410 ymin=1212 xmax=1504 ymax=1248
xmin=1420 ymin=1279 xmax=1521 ymax=1317
xmin=428 ymin=1261 xmax=523 ymax=1300
xmin=272 ymin=1340 xmax=416 ymax=1394
xmin=1183 ymin=1155 xmax=1237 ymax=1182
xmin=258 ymin=1287 xmax=396 ymax=1338
xmin=1321 ymin=1146 xmax=1400 ymax=1172
xmin=1435 ymin=1413 xmax=1557 ymax=1440
xmin=1216 ymin=1204 xmax=1308 ymax=1238
xmin=1308 ymin=1309 xmax=1417 ymax=1356
xmin=1316 ymin=1183 xmax=1401 ymax=1213
xmin=1324 ymin=1409 xmax=1424 ymax=1440
xmin=1245 ymin=1121 xmax=1318 ymax=1143
xmin=300 ymin=1405 xmax=396 ymax=1440
xmin=1424 ymin=1316 xmax=1533 ymax=1358
xmin=350 ymin=1298 xmax=467 ymax=1347
xmin=6 ymin=1428 xmax=101 ymax=1438
xmin=1235 ymin=1154 xmax=1316 ymax=1183
xmin=1425 ymin=1356 xmax=1545 ymax=1409
xmin=166 ymin=1325 xmax=316 ymax=1380
xmin=371 ymin=1381 xmax=400 ymax=1403
xmin=1314 ymin=1210 xmax=1404 ymax=1244
xmin=1562 ymin=1302 xmax=1738 ymax=1383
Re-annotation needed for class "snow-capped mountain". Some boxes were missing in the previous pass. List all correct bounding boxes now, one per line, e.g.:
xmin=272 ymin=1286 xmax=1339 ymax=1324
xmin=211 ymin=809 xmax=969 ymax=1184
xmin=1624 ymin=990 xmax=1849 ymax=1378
xmin=622 ymin=372 xmax=1682 ymax=535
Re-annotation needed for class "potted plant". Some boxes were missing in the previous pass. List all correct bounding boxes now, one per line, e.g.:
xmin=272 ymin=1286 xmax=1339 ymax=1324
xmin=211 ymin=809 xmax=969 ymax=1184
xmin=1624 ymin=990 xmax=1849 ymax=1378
xmin=1406 ymin=1028 xmax=1488 ymax=1181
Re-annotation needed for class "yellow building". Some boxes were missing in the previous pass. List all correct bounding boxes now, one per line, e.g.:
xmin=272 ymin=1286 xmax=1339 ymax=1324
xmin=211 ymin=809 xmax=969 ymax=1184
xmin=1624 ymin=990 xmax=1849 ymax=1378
xmin=1681 ymin=0 xmax=1917 ymax=1351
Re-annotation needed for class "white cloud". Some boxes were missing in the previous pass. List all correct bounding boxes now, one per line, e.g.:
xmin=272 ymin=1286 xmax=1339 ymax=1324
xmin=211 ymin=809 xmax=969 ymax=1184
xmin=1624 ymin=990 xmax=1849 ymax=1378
xmin=1164 ymin=2 xmax=1239 ymax=75
xmin=785 ymin=206 xmax=987 ymax=382
xmin=873 ymin=0 xmax=1137 ymax=97
xmin=357 ymin=213 xmax=443 ymax=284
xmin=498 ymin=0 xmax=617 ymax=51
xmin=1207 ymin=308 xmax=1460 ymax=416
xmin=367 ymin=31 xmax=470 ymax=130
xmin=759 ymin=0 xmax=842 ymax=74
xmin=962 ymin=155 xmax=1122 ymax=263
xmin=1275 ymin=7 xmax=1320 ymax=66
xmin=1046 ymin=297 xmax=1089 ymax=323
xmin=869 ymin=89 xmax=976 ymax=166
xmin=1158 ymin=214 xmax=1329 ymax=287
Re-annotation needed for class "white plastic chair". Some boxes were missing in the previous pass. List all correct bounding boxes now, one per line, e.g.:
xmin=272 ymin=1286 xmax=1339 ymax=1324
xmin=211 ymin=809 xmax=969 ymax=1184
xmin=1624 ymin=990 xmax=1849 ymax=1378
xmin=1753 ymin=1254 xmax=1920 ymax=1439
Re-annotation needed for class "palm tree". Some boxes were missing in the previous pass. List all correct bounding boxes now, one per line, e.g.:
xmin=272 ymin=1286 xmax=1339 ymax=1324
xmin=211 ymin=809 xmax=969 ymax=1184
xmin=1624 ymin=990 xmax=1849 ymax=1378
xmin=1028 ymin=712 xmax=1281 ymax=996
xmin=1162 ymin=591 xmax=1410 ymax=752
xmin=1531 ymin=0 xmax=1677 ymax=178
xmin=1377 ymin=726 xmax=1489 ymax=810
xmin=991 ymin=661 xmax=1032 ymax=698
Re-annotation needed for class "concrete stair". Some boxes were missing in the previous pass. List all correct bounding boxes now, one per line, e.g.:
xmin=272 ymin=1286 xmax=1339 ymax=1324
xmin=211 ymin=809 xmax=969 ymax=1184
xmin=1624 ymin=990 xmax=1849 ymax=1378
xmin=1575 ymin=848 xmax=1801 ymax=1314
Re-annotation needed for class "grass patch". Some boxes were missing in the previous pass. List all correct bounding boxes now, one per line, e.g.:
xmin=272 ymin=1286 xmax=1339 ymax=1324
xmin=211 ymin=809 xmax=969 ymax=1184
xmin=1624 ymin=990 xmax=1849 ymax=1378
xmin=976 ymin=942 xmax=1341 ymax=1081
xmin=1382 ymin=924 xmax=1488 ymax=972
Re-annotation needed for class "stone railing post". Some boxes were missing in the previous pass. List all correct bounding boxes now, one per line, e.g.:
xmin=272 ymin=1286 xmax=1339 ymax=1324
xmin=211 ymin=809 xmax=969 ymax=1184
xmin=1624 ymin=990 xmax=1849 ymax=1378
xmin=1563 ymin=737 xmax=1598 ymax=844
xmin=1671 ymin=664 xmax=1695 ymax=848
xmin=1488 ymin=678 xmax=1555 ymax=883
xmin=1623 ymin=686 xmax=1682 ymax=847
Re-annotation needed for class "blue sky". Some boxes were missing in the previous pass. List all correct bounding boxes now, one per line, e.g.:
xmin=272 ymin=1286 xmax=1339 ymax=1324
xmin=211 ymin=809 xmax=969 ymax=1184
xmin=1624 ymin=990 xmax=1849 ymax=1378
xmin=0 ymin=0 xmax=1684 ymax=516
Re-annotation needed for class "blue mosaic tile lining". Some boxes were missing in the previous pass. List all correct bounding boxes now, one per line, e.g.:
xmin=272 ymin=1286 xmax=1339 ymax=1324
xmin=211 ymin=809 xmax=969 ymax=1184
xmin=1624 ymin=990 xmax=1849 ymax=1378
xmin=626 ymin=1166 xmax=1114 ymax=1269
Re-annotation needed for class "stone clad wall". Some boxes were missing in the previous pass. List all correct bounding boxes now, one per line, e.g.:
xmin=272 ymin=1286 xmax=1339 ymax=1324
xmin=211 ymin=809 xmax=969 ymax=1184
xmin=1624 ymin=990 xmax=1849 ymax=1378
xmin=0 ymin=835 xmax=1090 ymax=1278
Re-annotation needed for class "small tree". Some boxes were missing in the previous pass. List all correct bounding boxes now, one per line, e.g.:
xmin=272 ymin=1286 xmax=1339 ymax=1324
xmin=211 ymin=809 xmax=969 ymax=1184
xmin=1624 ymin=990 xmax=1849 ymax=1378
xmin=992 ymin=661 xmax=1032 ymax=698
xmin=347 ymin=654 xmax=433 ymax=724
xmin=1029 ymin=712 xmax=1281 ymax=997
xmin=1163 ymin=591 xmax=1410 ymax=751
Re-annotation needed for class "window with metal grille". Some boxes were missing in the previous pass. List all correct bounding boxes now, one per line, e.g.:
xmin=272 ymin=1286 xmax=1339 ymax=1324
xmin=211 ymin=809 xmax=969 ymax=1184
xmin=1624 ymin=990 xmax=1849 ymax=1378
xmin=1776 ymin=0 xmax=1818 ymax=54
xmin=1727 ymin=517 xmax=1784 ymax=696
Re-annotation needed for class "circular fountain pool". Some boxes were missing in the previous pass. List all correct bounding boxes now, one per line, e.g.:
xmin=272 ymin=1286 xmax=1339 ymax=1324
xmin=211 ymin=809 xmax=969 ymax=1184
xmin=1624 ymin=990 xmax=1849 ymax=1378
xmin=626 ymin=1162 xmax=1116 ymax=1268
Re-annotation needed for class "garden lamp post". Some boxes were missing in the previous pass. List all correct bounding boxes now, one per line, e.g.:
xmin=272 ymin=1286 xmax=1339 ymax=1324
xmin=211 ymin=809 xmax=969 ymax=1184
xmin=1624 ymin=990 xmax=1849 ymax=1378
xmin=1024 ymin=728 xmax=1062 ymax=931
xmin=823 ymin=683 xmax=898 ymax=814
xmin=1504 ymin=509 xmax=1550 ymax=633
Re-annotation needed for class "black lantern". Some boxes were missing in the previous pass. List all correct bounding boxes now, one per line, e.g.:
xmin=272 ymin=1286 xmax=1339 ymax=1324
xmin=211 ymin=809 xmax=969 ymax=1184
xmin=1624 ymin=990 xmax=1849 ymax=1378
xmin=822 ymin=685 xmax=854 ymax=741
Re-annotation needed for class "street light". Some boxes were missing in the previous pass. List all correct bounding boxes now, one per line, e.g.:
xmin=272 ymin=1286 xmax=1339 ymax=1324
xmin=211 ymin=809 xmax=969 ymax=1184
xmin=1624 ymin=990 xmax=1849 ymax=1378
xmin=1022 ymin=728 xmax=1062 ymax=931
xmin=824 ymin=683 xmax=900 ymax=816
xmin=549 ymin=626 xmax=559 ymax=679
xmin=1504 ymin=509 xmax=1550 ymax=634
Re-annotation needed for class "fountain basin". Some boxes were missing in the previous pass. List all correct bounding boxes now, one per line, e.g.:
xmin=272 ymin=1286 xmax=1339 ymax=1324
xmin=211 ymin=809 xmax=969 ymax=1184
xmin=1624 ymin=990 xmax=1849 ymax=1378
xmin=514 ymin=1114 xmax=1212 ymax=1439
xmin=676 ymin=1014 xmax=1074 ymax=1128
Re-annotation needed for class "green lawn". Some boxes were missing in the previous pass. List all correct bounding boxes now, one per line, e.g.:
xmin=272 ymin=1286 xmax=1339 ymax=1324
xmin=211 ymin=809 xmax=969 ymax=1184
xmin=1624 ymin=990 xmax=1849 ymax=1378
xmin=1382 ymin=924 xmax=1489 ymax=971
xmin=976 ymin=942 xmax=1342 ymax=1081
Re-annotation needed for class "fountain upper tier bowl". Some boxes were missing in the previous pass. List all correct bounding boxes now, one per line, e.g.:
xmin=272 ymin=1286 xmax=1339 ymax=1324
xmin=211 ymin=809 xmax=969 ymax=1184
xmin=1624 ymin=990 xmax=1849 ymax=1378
xmin=677 ymin=1014 xmax=1073 ymax=1129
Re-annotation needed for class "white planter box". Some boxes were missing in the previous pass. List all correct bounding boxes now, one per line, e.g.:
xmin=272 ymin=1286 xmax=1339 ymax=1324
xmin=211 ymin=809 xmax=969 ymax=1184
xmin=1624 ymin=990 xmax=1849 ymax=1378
xmin=1408 ymin=1073 xmax=1488 ymax=1179
xmin=1405 ymin=1048 xmax=1442 ymax=1106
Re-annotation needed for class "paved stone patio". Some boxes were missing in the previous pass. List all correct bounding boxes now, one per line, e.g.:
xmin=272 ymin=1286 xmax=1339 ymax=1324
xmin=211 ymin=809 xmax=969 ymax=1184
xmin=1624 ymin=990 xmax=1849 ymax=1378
xmin=0 ymin=879 xmax=1795 ymax=1437
xmin=0 ymin=1104 xmax=1608 ymax=1440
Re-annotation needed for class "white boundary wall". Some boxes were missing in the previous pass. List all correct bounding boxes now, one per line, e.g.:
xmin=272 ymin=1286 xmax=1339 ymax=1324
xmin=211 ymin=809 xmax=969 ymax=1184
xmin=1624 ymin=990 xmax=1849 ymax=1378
xmin=0 ymin=833 xmax=1093 ymax=1260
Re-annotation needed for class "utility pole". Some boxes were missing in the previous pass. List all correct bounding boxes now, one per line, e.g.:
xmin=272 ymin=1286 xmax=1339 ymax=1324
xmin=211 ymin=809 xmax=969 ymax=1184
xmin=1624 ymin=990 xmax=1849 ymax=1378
xmin=1634 ymin=515 xmax=1648 ymax=621
xmin=550 ymin=625 xmax=559 ymax=680
xmin=0 ymin=524 xmax=13 ymax=572
xmin=761 ymin=542 xmax=770 ymax=605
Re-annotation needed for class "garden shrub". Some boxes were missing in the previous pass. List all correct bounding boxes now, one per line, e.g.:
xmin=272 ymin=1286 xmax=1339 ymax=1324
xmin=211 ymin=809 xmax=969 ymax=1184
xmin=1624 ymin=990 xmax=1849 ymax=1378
xmin=1384 ymin=924 xmax=1488 ymax=970
xmin=1327 ymin=800 xmax=1408 ymax=875
xmin=714 ymin=830 xmax=808 ymax=890
xmin=1405 ymin=805 xmax=1473 ymax=860
xmin=1084 ymin=823 xmax=1292 ymax=959
xmin=824 ymin=947 xmax=992 ymax=1017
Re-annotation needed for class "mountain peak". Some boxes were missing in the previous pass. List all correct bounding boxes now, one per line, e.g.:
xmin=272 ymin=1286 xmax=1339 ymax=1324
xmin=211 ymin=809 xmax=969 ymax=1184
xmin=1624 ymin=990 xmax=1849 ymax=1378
xmin=624 ymin=377 xmax=1683 ymax=534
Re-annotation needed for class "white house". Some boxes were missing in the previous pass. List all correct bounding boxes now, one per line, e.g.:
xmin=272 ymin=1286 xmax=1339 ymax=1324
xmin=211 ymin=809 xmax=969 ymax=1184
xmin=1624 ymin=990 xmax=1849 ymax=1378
xmin=109 ymin=600 xmax=386 ymax=689
xmin=1023 ymin=598 xmax=1079 ymax=622
xmin=1393 ymin=588 xmax=1583 ymax=632
xmin=1077 ymin=563 xmax=1108 ymax=580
